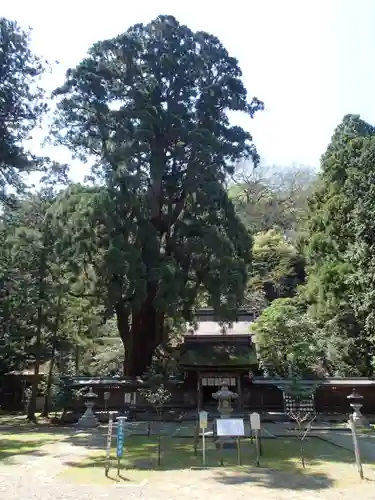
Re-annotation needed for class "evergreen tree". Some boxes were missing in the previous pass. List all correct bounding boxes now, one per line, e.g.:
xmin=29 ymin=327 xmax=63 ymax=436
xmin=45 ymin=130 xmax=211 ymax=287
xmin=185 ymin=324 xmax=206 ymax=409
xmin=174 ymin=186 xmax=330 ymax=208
xmin=0 ymin=18 xmax=48 ymax=204
xmin=252 ymin=297 xmax=323 ymax=378
xmin=51 ymin=15 xmax=263 ymax=376
xmin=305 ymin=115 xmax=375 ymax=375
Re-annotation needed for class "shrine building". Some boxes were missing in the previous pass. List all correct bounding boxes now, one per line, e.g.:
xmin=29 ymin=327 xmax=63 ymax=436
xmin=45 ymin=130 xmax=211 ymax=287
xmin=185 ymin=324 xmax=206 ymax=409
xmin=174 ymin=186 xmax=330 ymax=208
xmin=179 ymin=308 xmax=266 ymax=411
xmin=3 ymin=307 xmax=375 ymax=417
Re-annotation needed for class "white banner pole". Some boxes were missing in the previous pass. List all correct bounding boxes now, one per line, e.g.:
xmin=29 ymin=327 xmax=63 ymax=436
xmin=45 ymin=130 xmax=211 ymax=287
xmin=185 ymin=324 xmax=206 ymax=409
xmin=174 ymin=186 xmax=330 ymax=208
xmin=202 ymin=429 xmax=206 ymax=465
xmin=105 ymin=412 xmax=114 ymax=476
xmin=199 ymin=411 xmax=208 ymax=466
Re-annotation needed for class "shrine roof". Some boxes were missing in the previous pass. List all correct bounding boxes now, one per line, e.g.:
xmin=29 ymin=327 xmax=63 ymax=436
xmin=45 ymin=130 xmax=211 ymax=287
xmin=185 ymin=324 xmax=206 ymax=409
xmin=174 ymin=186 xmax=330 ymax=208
xmin=185 ymin=320 xmax=252 ymax=336
xmin=179 ymin=340 xmax=257 ymax=368
xmin=185 ymin=308 xmax=255 ymax=336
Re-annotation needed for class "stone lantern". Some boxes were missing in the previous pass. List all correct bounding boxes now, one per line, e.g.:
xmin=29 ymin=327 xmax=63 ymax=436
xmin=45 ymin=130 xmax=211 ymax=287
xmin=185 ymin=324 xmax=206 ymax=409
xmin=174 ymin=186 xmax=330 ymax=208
xmin=347 ymin=388 xmax=368 ymax=427
xmin=212 ymin=385 xmax=239 ymax=449
xmin=212 ymin=385 xmax=238 ymax=419
xmin=76 ymin=387 xmax=100 ymax=428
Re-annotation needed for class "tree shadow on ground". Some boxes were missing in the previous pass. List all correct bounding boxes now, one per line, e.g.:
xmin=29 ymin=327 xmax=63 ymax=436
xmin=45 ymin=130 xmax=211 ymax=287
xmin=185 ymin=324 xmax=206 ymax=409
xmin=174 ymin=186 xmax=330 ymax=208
xmin=62 ymin=449 xmax=335 ymax=491
xmin=0 ymin=426 xmax=78 ymax=436
xmin=60 ymin=435 xmax=360 ymax=491
xmin=214 ymin=467 xmax=333 ymax=490
xmin=2 ymin=425 xmax=369 ymax=493
xmin=63 ymin=431 xmax=107 ymax=450
xmin=0 ymin=438 xmax=53 ymax=462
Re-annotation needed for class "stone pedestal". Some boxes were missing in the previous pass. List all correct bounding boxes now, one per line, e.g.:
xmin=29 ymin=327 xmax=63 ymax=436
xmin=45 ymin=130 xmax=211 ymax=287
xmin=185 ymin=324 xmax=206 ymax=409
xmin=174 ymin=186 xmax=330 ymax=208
xmin=76 ymin=388 xmax=99 ymax=428
xmin=349 ymin=403 xmax=369 ymax=427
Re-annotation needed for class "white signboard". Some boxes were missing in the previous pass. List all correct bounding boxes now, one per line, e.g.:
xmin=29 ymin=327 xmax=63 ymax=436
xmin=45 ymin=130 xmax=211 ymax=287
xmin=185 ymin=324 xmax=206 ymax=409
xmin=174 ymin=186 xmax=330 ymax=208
xmin=105 ymin=413 xmax=114 ymax=475
xmin=104 ymin=391 xmax=110 ymax=401
xmin=216 ymin=418 xmax=245 ymax=437
xmin=199 ymin=411 xmax=208 ymax=429
xmin=250 ymin=412 xmax=261 ymax=430
xmin=106 ymin=414 xmax=114 ymax=456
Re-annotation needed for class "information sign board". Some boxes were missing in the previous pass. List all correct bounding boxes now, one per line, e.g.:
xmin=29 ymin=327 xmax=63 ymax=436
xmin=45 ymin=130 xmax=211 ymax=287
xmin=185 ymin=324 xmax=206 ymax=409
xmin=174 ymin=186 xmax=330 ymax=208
xmin=199 ymin=411 xmax=208 ymax=429
xmin=216 ymin=418 xmax=245 ymax=437
xmin=250 ymin=412 xmax=261 ymax=430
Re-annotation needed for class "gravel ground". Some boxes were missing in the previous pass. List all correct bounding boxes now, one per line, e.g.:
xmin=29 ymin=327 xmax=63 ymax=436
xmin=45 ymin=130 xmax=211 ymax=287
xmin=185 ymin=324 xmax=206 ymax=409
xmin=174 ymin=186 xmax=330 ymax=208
xmin=0 ymin=430 xmax=373 ymax=500
xmin=0 ymin=465 xmax=374 ymax=500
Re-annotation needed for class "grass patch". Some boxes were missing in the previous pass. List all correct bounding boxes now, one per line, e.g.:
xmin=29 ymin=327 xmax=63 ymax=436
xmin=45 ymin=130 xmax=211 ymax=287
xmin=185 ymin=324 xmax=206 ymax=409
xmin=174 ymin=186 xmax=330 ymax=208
xmin=359 ymin=425 xmax=375 ymax=435
xmin=61 ymin=434 xmax=374 ymax=487
xmin=0 ymin=431 xmax=66 ymax=462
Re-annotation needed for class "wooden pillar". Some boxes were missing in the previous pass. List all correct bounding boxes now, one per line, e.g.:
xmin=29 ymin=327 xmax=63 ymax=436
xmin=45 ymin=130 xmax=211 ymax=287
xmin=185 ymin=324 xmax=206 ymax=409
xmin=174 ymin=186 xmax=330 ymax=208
xmin=237 ymin=373 xmax=242 ymax=409
xmin=197 ymin=371 xmax=202 ymax=411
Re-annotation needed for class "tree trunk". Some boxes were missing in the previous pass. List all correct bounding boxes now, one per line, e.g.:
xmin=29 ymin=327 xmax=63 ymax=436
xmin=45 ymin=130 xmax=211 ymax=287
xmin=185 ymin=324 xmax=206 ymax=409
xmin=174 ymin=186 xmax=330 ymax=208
xmin=27 ymin=328 xmax=42 ymax=421
xmin=27 ymin=247 xmax=47 ymax=422
xmin=42 ymin=354 xmax=55 ymax=418
xmin=128 ymin=309 xmax=163 ymax=376
xmin=115 ymin=286 xmax=164 ymax=376
xmin=75 ymin=345 xmax=80 ymax=374
xmin=42 ymin=297 xmax=61 ymax=417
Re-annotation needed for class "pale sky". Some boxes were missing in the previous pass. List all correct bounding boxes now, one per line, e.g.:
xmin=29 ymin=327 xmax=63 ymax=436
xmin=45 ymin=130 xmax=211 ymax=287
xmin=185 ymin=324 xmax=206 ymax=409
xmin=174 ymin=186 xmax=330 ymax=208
xmin=3 ymin=0 xmax=375 ymax=182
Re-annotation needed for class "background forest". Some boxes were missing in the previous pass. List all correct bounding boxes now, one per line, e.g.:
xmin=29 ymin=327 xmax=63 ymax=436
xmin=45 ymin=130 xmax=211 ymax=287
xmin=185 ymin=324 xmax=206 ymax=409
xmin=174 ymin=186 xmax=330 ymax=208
xmin=1 ymin=15 xmax=375 ymax=420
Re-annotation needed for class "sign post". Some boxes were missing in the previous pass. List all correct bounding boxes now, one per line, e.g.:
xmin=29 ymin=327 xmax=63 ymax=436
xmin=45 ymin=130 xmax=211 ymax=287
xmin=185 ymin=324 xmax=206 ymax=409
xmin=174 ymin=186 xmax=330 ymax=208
xmin=349 ymin=414 xmax=364 ymax=479
xmin=105 ymin=412 xmax=114 ymax=476
xmin=199 ymin=411 xmax=208 ymax=465
xmin=250 ymin=412 xmax=261 ymax=467
xmin=237 ymin=436 xmax=241 ymax=465
xmin=104 ymin=391 xmax=110 ymax=415
xmin=116 ymin=416 xmax=127 ymax=475
xmin=216 ymin=418 xmax=245 ymax=466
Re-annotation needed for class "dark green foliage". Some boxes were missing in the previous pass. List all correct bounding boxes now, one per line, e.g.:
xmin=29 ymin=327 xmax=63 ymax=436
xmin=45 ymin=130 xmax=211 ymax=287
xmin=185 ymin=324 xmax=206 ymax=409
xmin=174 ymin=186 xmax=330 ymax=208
xmin=0 ymin=167 xmax=103 ymax=418
xmin=304 ymin=115 xmax=375 ymax=375
xmin=0 ymin=18 xmax=48 ymax=204
xmin=253 ymin=297 xmax=324 ymax=378
xmin=79 ymin=318 xmax=124 ymax=377
xmin=8 ymin=15 xmax=375 ymax=386
xmin=0 ymin=191 xmax=63 ymax=417
xmin=255 ymin=115 xmax=375 ymax=379
xmin=54 ymin=379 xmax=85 ymax=416
xmin=51 ymin=15 xmax=263 ymax=375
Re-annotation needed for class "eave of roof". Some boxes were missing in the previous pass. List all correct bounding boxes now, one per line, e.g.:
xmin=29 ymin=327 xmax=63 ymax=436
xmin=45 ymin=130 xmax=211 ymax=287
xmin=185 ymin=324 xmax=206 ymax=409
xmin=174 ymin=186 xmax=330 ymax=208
xmin=179 ymin=342 xmax=257 ymax=368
